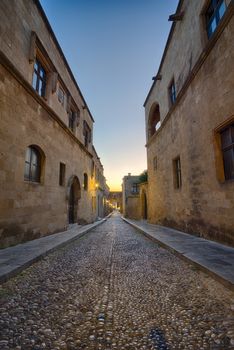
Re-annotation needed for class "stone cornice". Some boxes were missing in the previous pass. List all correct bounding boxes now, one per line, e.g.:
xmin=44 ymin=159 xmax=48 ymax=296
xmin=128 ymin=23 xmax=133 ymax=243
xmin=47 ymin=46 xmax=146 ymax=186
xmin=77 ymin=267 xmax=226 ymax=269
xmin=0 ymin=50 xmax=94 ymax=159
xmin=146 ymin=3 xmax=234 ymax=149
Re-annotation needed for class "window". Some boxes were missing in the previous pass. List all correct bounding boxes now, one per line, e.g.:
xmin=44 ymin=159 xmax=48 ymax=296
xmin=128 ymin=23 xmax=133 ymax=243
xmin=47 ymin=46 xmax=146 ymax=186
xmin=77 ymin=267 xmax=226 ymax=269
xmin=173 ymin=157 xmax=182 ymax=189
xmin=32 ymin=59 xmax=47 ymax=97
xmin=131 ymin=183 xmax=139 ymax=194
xmin=59 ymin=163 xmax=66 ymax=186
xmin=92 ymin=196 xmax=96 ymax=212
xmin=169 ymin=79 xmax=176 ymax=105
xmin=206 ymin=0 xmax=227 ymax=38
xmin=220 ymin=124 xmax=234 ymax=180
xmin=83 ymin=121 xmax=91 ymax=147
xmin=84 ymin=173 xmax=88 ymax=190
xmin=153 ymin=156 xmax=158 ymax=171
xmin=68 ymin=111 xmax=76 ymax=132
xmin=91 ymin=160 xmax=95 ymax=178
xmin=57 ymin=86 xmax=65 ymax=106
xmin=24 ymin=146 xmax=41 ymax=182
xmin=148 ymin=104 xmax=161 ymax=139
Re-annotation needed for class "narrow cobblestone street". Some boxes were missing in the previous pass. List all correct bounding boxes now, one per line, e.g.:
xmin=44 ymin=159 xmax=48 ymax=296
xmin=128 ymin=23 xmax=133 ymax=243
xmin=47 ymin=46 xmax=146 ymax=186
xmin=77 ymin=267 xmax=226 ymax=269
xmin=0 ymin=213 xmax=234 ymax=350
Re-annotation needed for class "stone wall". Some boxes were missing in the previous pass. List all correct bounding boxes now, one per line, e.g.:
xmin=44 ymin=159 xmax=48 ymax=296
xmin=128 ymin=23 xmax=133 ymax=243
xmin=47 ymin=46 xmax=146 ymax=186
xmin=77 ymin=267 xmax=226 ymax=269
xmin=145 ymin=1 xmax=234 ymax=246
xmin=0 ymin=0 xmax=106 ymax=247
xmin=0 ymin=62 xmax=95 ymax=247
xmin=122 ymin=175 xmax=148 ymax=220
xmin=0 ymin=0 xmax=94 ymax=149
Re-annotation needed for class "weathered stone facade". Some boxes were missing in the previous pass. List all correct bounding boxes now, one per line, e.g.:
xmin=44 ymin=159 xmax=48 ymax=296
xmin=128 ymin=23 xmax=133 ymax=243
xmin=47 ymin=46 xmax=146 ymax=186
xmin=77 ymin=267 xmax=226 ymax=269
xmin=122 ymin=174 xmax=148 ymax=220
xmin=108 ymin=192 xmax=123 ymax=212
xmin=91 ymin=146 xmax=110 ymax=219
xmin=144 ymin=0 xmax=234 ymax=245
xmin=0 ymin=0 xmax=108 ymax=247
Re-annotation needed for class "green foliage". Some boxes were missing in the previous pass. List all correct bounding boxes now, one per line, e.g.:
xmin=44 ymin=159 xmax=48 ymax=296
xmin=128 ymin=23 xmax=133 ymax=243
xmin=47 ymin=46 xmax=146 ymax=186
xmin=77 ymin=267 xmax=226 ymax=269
xmin=139 ymin=170 xmax=148 ymax=183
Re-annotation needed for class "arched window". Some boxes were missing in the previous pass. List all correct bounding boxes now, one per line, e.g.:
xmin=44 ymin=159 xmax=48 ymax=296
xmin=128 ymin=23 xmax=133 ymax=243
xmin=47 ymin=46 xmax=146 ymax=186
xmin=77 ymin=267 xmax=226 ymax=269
xmin=148 ymin=104 xmax=161 ymax=139
xmin=24 ymin=146 xmax=42 ymax=182
xmin=83 ymin=173 xmax=88 ymax=190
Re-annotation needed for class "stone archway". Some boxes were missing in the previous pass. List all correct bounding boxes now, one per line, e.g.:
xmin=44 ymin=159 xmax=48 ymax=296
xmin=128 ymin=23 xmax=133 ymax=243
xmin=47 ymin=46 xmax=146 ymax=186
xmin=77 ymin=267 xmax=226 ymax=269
xmin=141 ymin=190 xmax=148 ymax=220
xmin=148 ymin=103 xmax=161 ymax=139
xmin=67 ymin=175 xmax=81 ymax=224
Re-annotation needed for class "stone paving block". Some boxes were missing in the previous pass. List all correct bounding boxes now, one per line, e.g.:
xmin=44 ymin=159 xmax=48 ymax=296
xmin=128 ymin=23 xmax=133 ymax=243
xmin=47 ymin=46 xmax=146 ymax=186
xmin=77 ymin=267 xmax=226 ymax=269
xmin=123 ymin=217 xmax=234 ymax=291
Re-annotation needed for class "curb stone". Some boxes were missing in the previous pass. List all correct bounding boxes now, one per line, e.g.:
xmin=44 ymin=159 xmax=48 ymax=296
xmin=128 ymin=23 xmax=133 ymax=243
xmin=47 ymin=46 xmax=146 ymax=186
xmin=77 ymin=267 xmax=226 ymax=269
xmin=122 ymin=217 xmax=234 ymax=292
xmin=0 ymin=216 xmax=110 ymax=284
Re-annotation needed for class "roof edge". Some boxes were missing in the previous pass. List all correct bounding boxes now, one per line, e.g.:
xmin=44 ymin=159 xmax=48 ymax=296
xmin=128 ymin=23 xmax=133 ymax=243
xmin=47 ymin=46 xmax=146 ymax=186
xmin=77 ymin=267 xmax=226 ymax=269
xmin=35 ymin=0 xmax=95 ymax=122
xmin=143 ymin=0 xmax=184 ymax=107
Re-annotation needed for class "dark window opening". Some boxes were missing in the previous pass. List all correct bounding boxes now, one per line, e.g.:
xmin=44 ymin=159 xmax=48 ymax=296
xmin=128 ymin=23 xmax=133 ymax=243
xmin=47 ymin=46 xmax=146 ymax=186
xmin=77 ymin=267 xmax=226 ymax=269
xmin=24 ymin=146 xmax=41 ymax=182
xmin=58 ymin=86 xmax=65 ymax=105
xmin=153 ymin=156 xmax=158 ymax=171
xmin=206 ymin=0 xmax=227 ymax=38
xmin=169 ymin=79 xmax=176 ymax=105
xmin=32 ymin=59 xmax=47 ymax=97
xmin=91 ymin=160 xmax=95 ymax=178
xmin=84 ymin=173 xmax=88 ymax=190
xmin=131 ymin=183 xmax=139 ymax=194
xmin=83 ymin=121 xmax=91 ymax=147
xmin=148 ymin=104 xmax=161 ymax=139
xmin=220 ymin=124 xmax=234 ymax=180
xmin=68 ymin=111 xmax=76 ymax=132
xmin=173 ymin=157 xmax=182 ymax=189
xmin=59 ymin=162 xmax=66 ymax=186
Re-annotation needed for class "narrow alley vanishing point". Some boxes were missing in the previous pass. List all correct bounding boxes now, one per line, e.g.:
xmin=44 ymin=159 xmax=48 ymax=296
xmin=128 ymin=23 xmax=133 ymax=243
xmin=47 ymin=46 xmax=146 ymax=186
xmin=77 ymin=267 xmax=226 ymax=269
xmin=0 ymin=213 xmax=233 ymax=350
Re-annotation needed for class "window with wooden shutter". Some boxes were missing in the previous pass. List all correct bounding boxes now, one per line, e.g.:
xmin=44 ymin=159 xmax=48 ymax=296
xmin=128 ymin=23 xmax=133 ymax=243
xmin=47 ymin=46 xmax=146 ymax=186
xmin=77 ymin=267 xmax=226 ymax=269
xmin=24 ymin=146 xmax=42 ymax=183
xmin=173 ymin=157 xmax=182 ymax=189
xmin=220 ymin=124 xmax=234 ymax=180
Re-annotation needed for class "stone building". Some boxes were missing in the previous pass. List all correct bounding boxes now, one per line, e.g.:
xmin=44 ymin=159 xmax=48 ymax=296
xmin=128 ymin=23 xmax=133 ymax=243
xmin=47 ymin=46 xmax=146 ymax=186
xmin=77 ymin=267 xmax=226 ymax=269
xmin=144 ymin=0 xmax=234 ymax=245
xmin=0 ymin=0 xmax=108 ymax=247
xmin=91 ymin=146 xmax=109 ymax=219
xmin=108 ymin=192 xmax=123 ymax=212
xmin=122 ymin=174 xmax=148 ymax=220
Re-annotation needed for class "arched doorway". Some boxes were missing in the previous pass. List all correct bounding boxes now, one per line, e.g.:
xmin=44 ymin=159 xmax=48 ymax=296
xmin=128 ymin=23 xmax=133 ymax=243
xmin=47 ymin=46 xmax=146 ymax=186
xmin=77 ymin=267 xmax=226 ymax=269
xmin=148 ymin=103 xmax=161 ymax=139
xmin=141 ymin=191 xmax=148 ymax=220
xmin=67 ymin=176 xmax=81 ymax=224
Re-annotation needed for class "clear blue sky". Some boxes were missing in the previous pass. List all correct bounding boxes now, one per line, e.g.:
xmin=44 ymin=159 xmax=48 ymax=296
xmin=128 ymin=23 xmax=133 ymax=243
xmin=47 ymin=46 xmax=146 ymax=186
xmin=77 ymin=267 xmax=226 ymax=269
xmin=40 ymin=0 xmax=178 ymax=190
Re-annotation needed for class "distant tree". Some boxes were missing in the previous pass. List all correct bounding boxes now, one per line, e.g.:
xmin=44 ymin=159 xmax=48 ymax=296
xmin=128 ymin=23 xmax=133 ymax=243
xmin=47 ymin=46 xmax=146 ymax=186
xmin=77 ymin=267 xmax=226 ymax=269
xmin=139 ymin=170 xmax=148 ymax=183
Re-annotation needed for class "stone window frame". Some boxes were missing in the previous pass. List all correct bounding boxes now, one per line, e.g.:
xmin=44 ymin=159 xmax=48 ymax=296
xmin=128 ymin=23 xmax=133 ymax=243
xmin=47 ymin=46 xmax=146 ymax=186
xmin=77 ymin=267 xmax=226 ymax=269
xmin=214 ymin=116 xmax=234 ymax=184
xmin=148 ymin=103 xmax=161 ymax=140
xmin=153 ymin=156 xmax=158 ymax=171
xmin=29 ymin=32 xmax=55 ymax=101
xmin=83 ymin=120 xmax=92 ymax=148
xmin=173 ymin=156 xmax=182 ymax=190
xmin=204 ymin=0 xmax=228 ymax=38
xmin=59 ymin=162 xmax=66 ymax=186
xmin=168 ymin=77 xmax=176 ymax=107
xmin=67 ymin=97 xmax=80 ymax=134
xmin=24 ymin=145 xmax=45 ymax=184
xmin=32 ymin=58 xmax=47 ymax=98
xmin=92 ymin=196 xmax=96 ymax=212
xmin=57 ymin=82 xmax=67 ymax=107
xmin=91 ymin=160 xmax=95 ymax=178
xmin=83 ymin=173 xmax=88 ymax=191
xmin=200 ymin=0 xmax=231 ymax=47
xmin=131 ymin=183 xmax=139 ymax=194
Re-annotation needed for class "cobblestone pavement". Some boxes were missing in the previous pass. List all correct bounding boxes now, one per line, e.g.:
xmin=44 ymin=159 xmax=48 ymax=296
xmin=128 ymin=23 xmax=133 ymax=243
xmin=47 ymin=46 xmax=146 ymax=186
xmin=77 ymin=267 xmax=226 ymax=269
xmin=0 ymin=213 xmax=234 ymax=350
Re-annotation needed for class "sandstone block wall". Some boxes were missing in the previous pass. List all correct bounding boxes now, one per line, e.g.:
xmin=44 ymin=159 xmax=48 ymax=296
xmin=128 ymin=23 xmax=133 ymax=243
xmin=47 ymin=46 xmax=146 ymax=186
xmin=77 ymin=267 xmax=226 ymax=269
xmin=0 ymin=0 xmax=107 ymax=247
xmin=145 ymin=1 xmax=234 ymax=245
xmin=0 ymin=63 xmax=95 ymax=247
